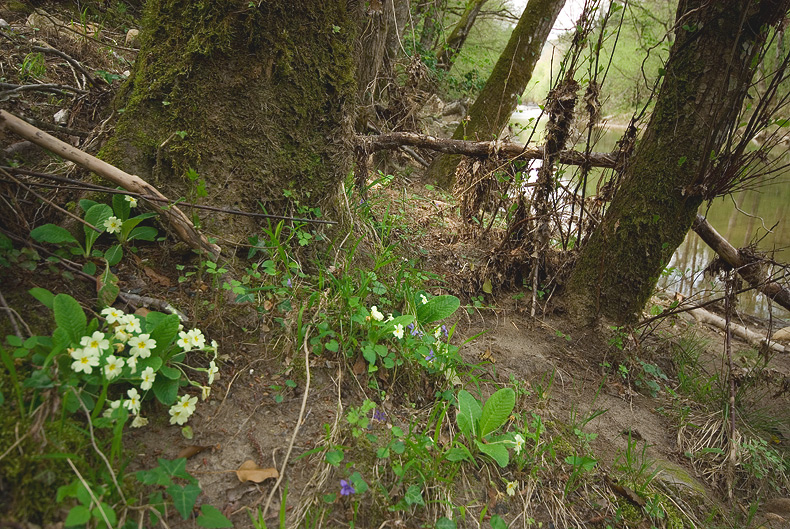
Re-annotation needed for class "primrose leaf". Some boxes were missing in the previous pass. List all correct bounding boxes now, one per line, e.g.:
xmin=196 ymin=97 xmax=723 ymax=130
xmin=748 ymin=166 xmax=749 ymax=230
xmin=417 ymin=295 xmax=460 ymax=324
xmin=30 ymin=224 xmax=78 ymax=245
xmin=479 ymin=388 xmax=515 ymax=437
xmin=456 ymin=390 xmax=481 ymax=438
xmin=53 ymin=294 xmax=87 ymax=343
xmin=475 ymin=439 xmax=510 ymax=467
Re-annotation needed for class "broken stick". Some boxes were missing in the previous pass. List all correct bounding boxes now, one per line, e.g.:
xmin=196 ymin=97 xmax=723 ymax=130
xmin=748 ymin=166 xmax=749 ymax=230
xmin=692 ymin=214 xmax=790 ymax=312
xmin=0 ymin=110 xmax=221 ymax=258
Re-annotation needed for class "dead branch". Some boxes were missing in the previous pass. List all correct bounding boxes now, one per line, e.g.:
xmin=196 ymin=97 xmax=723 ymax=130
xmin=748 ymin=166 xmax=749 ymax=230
xmin=0 ymin=110 xmax=221 ymax=258
xmin=692 ymin=214 xmax=790 ymax=312
xmin=690 ymin=307 xmax=787 ymax=354
xmin=356 ymin=132 xmax=618 ymax=168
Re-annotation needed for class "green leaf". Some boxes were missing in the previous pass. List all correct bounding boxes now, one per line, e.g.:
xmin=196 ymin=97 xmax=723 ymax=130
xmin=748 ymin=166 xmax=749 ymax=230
xmin=83 ymin=203 xmax=113 ymax=253
xmin=79 ymin=199 xmax=99 ymax=212
xmin=152 ymin=376 xmax=179 ymax=405
xmin=325 ymin=339 xmax=339 ymax=352
xmin=167 ymin=482 xmax=201 ymax=519
xmin=128 ymin=226 xmax=158 ymax=241
xmin=30 ymin=224 xmax=78 ymax=245
xmin=91 ymin=503 xmax=117 ymax=526
xmin=490 ymin=514 xmax=507 ymax=529
xmin=196 ymin=504 xmax=233 ymax=528
xmin=456 ymin=390 xmax=481 ymax=438
xmin=29 ymin=287 xmax=55 ymax=309
xmin=436 ymin=517 xmax=457 ymax=529
xmin=417 ymin=295 xmax=460 ymax=324
xmin=112 ymin=193 xmax=131 ymax=221
xmin=404 ymin=484 xmax=425 ymax=506
xmin=82 ymin=261 xmax=97 ymax=275
xmin=64 ymin=505 xmax=91 ymax=527
xmin=149 ymin=313 xmax=180 ymax=354
xmin=362 ymin=344 xmax=376 ymax=365
xmin=104 ymin=244 xmax=123 ymax=266
xmin=97 ymin=264 xmax=120 ymax=307
xmin=475 ymin=440 xmax=510 ymax=467
xmin=479 ymin=388 xmax=515 ymax=437
xmin=444 ymin=446 xmax=473 ymax=462
xmin=53 ymin=293 xmax=86 ymax=343
xmin=325 ymin=449 xmax=344 ymax=466
xmin=159 ymin=365 xmax=181 ymax=379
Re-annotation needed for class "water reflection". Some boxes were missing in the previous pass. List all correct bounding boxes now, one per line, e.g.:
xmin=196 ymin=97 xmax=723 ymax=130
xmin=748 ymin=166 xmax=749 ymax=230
xmin=509 ymin=105 xmax=790 ymax=319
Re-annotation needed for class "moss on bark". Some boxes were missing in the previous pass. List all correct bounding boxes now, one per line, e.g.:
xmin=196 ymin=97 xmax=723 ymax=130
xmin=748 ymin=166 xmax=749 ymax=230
xmin=566 ymin=0 xmax=790 ymax=324
xmin=101 ymin=0 xmax=356 ymax=234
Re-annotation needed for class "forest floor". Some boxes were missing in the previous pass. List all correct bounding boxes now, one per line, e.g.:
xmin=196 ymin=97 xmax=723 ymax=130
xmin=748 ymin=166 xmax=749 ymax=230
xmin=2 ymin=4 xmax=790 ymax=529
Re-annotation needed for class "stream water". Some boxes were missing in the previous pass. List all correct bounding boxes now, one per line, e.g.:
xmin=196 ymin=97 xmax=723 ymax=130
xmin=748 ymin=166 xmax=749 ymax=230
xmin=509 ymin=105 xmax=790 ymax=320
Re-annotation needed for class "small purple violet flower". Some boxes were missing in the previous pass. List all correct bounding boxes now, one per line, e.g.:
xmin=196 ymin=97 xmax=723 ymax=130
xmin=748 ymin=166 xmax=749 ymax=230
xmin=286 ymin=278 xmax=292 ymax=288
xmin=426 ymin=349 xmax=435 ymax=362
xmin=372 ymin=408 xmax=386 ymax=422
xmin=340 ymin=479 xmax=355 ymax=496
xmin=441 ymin=324 xmax=448 ymax=338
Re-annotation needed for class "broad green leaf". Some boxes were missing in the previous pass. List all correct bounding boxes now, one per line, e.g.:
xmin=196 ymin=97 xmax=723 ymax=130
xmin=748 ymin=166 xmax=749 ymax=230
xmin=475 ymin=440 xmax=510 ymax=467
xmin=196 ymin=505 xmax=233 ymax=528
xmin=325 ymin=449 xmax=344 ymax=466
xmin=104 ymin=244 xmax=123 ymax=266
xmin=159 ymin=365 xmax=181 ymax=379
xmin=490 ymin=515 xmax=507 ymax=529
xmin=30 ymin=224 xmax=78 ymax=245
xmin=97 ymin=264 xmax=119 ymax=307
xmin=444 ymin=446 xmax=473 ymax=462
xmin=112 ymin=193 xmax=130 ymax=221
xmin=417 ymin=295 xmax=460 ymax=324
xmin=79 ymin=199 xmax=99 ymax=212
xmin=167 ymin=482 xmax=201 ymax=519
xmin=149 ymin=313 xmax=180 ymax=354
xmin=29 ymin=287 xmax=55 ymax=309
xmin=158 ymin=457 xmax=191 ymax=479
xmin=152 ymin=376 xmax=179 ymax=405
xmin=83 ymin=203 xmax=113 ymax=254
xmin=64 ymin=505 xmax=91 ymax=527
xmin=456 ymin=390 xmax=481 ymax=438
xmin=128 ymin=226 xmax=158 ymax=241
xmin=53 ymin=294 xmax=86 ymax=343
xmin=404 ymin=484 xmax=425 ymax=506
xmin=91 ymin=503 xmax=117 ymax=526
xmin=436 ymin=517 xmax=457 ymax=529
xmin=479 ymin=388 xmax=515 ymax=437
xmin=362 ymin=344 xmax=376 ymax=365
xmin=325 ymin=339 xmax=339 ymax=352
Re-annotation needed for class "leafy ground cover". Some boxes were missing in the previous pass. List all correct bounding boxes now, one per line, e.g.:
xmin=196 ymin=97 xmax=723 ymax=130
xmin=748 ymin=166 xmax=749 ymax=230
xmin=1 ymin=4 xmax=790 ymax=529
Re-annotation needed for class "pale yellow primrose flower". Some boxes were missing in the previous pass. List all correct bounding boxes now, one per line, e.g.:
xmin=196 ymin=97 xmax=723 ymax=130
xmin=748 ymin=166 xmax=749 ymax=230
xmin=201 ymin=386 xmax=211 ymax=400
xmin=370 ymin=306 xmax=384 ymax=321
xmin=420 ymin=294 xmax=428 ymax=304
xmin=207 ymin=360 xmax=218 ymax=385
xmin=514 ymin=434 xmax=525 ymax=455
xmin=120 ymin=314 xmax=141 ymax=334
xmin=71 ymin=348 xmax=99 ymax=374
xmin=80 ymin=331 xmax=109 ymax=355
xmin=101 ymin=307 xmax=125 ymax=324
xmin=393 ymin=324 xmax=404 ymax=340
xmin=126 ymin=354 xmax=139 ymax=374
xmin=104 ymin=216 xmax=122 ymax=234
xmin=187 ymin=328 xmax=206 ymax=349
xmin=104 ymin=355 xmax=125 ymax=380
xmin=125 ymin=195 xmax=138 ymax=208
xmin=140 ymin=366 xmax=156 ymax=391
xmin=176 ymin=331 xmax=193 ymax=351
xmin=125 ymin=388 xmax=141 ymax=414
xmin=103 ymin=399 xmax=121 ymax=418
xmin=128 ymin=334 xmax=156 ymax=359
xmin=506 ymin=481 xmax=518 ymax=497
xmin=131 ymin=415 xmax=148 ymax=428
xmin=169 ymin=394 xmax=197 ymax=425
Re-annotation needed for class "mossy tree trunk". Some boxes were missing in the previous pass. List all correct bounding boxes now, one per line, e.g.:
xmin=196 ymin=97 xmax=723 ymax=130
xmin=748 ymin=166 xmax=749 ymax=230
xmin=566 ymin=0 xmax=790 ymax=324
xmin=426 ymin=0 xmax=565 ymax=187
xmin=101 ymin=0 xmax=356 ymax=236
xmin=435 ymin=0 xmax=490 ymax=72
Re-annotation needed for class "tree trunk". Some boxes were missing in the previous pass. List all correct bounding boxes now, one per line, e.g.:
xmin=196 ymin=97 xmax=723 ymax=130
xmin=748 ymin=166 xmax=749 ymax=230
xmin=419 ymin=0 xmax=443 ymax=52
xmin=566 ymin=0 xmax=790 ymax=324
xmin=426 ymin=0 xmax=565 ymax=188
xmin=101 ymin=1 xmax=356 ymax=236
xmin=435 ymin=0 xmax=490 ymax=72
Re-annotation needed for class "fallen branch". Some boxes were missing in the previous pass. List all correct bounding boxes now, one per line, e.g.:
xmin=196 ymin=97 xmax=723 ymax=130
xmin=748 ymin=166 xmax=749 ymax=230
xmin=690 ymin=307 xmax=787 ymax=354
xmin=355 ymin=132 xmax=618 ymax=168
xmin=32 ymin=45 xmax=101 ymax=88
xmin=692 ymin=214 xmax=790 ymax=312
xmin=0 ymin=110 xmax=221 ymax=258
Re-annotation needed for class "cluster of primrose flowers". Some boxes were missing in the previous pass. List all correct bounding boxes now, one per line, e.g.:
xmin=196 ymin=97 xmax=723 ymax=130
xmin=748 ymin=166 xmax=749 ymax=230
xmin=67 ymin=306 xmax=218 ymax=428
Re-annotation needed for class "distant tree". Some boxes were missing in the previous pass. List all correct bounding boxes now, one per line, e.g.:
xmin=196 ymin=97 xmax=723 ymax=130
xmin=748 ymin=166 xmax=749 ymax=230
xmin=426 ymin=0 xmax=566 ymax=187
xmin=435 ymin=0 xmax=491 ymax=71
xmin=566 ymin=0 xmax=790 ymax=324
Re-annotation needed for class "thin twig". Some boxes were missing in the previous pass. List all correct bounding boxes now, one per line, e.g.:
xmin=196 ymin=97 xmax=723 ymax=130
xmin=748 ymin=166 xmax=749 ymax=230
xmin=66 ymin=457 xmax=114 ymax=528
xmin=3 ymin=167 xmax=337 ymax=225
xmin=33 ymin=45 xmax=101 ymax=87
xmin=261 ymin=325 xmax=313 ymax=519
xmin=0 ymin=288 xmax=22 ymax=339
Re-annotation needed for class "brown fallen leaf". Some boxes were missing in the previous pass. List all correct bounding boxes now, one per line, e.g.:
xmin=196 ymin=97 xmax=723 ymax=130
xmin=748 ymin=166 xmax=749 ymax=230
xmin=177 ymin=444 xmax=213 ymax=460
xmin=353 ymin=355 xmax=367 ymax=375
xmin=144 ymin=266 xmax=172 ymax=287
xmin=236 ymin=460 xmax=278 ymax=483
